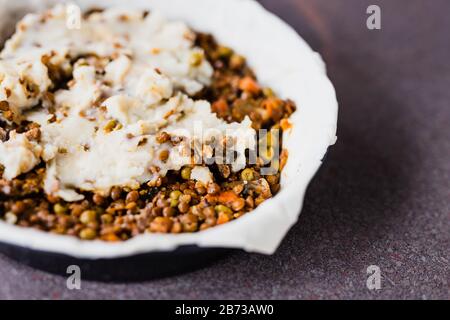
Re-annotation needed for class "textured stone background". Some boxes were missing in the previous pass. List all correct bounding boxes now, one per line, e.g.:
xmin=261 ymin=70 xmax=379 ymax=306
xmin=0 ymin=0 xmax=448 ymax=299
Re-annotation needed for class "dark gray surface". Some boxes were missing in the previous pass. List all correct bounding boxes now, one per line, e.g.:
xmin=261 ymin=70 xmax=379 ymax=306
xmin=0 ymin=0 xmax=448 ymax=299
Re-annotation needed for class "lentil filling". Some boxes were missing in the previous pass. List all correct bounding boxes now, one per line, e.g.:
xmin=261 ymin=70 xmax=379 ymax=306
xmin=0 ymin=12 xmax=296 ymax=240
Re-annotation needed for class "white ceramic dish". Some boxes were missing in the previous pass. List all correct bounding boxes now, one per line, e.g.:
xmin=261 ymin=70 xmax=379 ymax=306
xmin=0 ymin=0 xmax=338 ymax=259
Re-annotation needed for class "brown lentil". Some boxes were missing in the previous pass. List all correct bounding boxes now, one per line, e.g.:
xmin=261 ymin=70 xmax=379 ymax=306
xmin=110 ymin=186 xmax=122 ymax=201
xmin=171 ymin=221 xmax=182 ymax=234
xmin=150 ymin=217 xmax=173 ymax=233
xmin=203 ymin=206 xmax=215 ymax=218
xmin=181 ymin=213 xmax=198 ymax=232
xmin=231 ymin=198 xmax=246 ymax=212
xmin=11 ymin=201 xmax=26 ymax=214
xmin=163 ymin=207 xmax=176 ymax=217
xmin=126 ymin=190 xmax=139 ymax=203
xmin=207 ymin=183 xmax=221 ymax=195
xmin=0 ymin=100 xmax=9 ymax=111
xmin=178 ymin=201 xmax=190 ymax=213
xmin=156 ymin=197 xmax=169 ymax=208
xmin=93 ymin=193 xmax=105 ymax=206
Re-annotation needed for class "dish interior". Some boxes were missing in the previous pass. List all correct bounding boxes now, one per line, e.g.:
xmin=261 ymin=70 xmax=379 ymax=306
xmin=0 ymin=0 xmax=338 ymax=257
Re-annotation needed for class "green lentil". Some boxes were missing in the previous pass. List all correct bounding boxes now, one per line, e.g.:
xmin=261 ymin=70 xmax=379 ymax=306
xmin=181 ymin=167 xmax=191 ymax=180
xmin=241 ymin=168 xmax=255 ymax=181
xmin=189 ymin=51 xmax=204 ymax=67
xmin=217 ymin=46 xmax=233 ymax=59
xmin=263 ymin=87 xmax=274 ymax=97
xmin=230 ymin=53 xmax=245 ymax=69
xmin=170 ymin=199 xmax=179 ymax=208
xmin=101 ymin=213 xmax=113 ymax=224
xmin=104 ymin=119 xmax=118 ymax=132
xmin=53 ymin=203 xmax=67 ymax=215
xmin=215 ymin=205 xmax=233 ymax=215
xmin=80 ymin=210 xmax=97 ymax=224
xmin=170 ymin=190 xmax=183 ymax=200
xmin=79 ymin=228 xmax=97 ymax=240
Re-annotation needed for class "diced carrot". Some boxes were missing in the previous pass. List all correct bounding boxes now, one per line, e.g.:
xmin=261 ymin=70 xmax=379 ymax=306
xmin=217 ymin=212 xmax=231 ymax=225
xmin=280 ymin=118 xmax=293 ymax=131
xmin=102 ymin=233 xmax=120 ymax=242
xmin=239 ymin=76 xmax=260 ymax=94
xmin=218 ymin=191 xmax=239 ymax=205
xmin=212 ymin=99 xmax=229 ymax=114
xmin=280 ymin=149 xmax=289 ymax=171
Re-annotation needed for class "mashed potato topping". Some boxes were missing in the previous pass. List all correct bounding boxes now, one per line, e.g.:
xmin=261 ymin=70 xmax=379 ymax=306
xmin=0 ymin=5 xmax=255 ymax=201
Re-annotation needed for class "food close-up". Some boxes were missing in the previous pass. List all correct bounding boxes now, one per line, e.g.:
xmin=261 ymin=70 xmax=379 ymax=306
xmin=0 ymin=6 xmax=295 ymax=240
xmin=0 ymin=0 xmax=447 ymax=307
